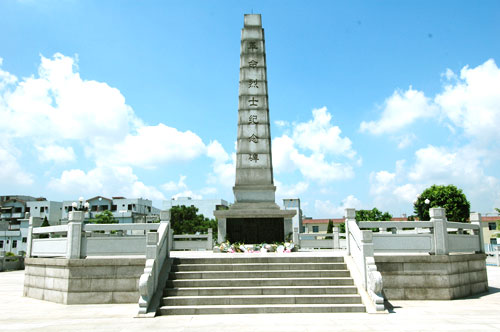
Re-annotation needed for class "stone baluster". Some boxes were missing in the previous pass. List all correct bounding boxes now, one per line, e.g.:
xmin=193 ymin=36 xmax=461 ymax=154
xmin=207 ymin=228 xmax=213 ymax=250
xmin=470 ymin=212 xmax=484 ymax=253
xmin=431 ymin=208 xmax=449 ymax=255
xmin=67 ymin=211 xmax=84 ymax=259
xmin=333 ymin=226 xmax=340 ymax=249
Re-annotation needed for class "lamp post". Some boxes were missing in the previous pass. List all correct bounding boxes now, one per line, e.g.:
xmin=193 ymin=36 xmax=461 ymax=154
xmin=71 ymin=198 xmax=90 ymax=222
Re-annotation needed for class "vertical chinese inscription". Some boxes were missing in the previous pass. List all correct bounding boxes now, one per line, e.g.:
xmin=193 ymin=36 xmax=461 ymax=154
xmin=249 ymin=153 xmax=259 ymax=162
xmin=248 ymin=97 xmax=258 ymax=106
xmin=248 ymin=115 xmax=258 ymax=124
xmin=248 ymin=41 xmax=258 ymax=51
xmin=248 ymin=79 xmax=258 ymax=88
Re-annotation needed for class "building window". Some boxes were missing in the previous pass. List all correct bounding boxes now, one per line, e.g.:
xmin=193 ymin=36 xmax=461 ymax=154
xmin=22 ymin=237 xmax=27 ymax=243
xmin=12 ymin=240 xmax=17 ymax=248
xmin=25 ymin=207 xmax=30 ymax=213
xmin=100 ymin=205 xmax=108 ymax=211
xmin=40 ymin=207 xmax=45 ymax=212
xmin=488 ymin=223 xmax=497 ymax=230
xmin=111 ymin=205 xmax=117 ymax=211
xmin=91 ymin=205 xmax=98 ymax=212
xmin=128 ymin=204 xmax=132 ymax=211
xmin=14 ymin=207 xmax=22 ymax=213
xmin=0 ymin=241 xmax=3 ymax=249
xmin=491 ymin=238 xmax=498 ymax=244
xmin=312 ymin=226 xmax=319 ymax=233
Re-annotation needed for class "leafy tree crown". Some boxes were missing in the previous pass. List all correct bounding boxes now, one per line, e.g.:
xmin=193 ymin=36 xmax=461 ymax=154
xmin=413 ymin=185 xmax=470 ymax=222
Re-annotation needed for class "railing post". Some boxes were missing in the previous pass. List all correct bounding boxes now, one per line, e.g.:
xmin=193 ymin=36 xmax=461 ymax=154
xmin=333 ymin=226 xmax=340 ymax=249
xmin=345 ymin=208 xmax=356 ymax=256
xmin=27 ymin=217 xmax=34 ymax=257
xmin=207 ymin=228 xmax=213 ymax=250
xmin=431 ymin=208 xmax=449 ymax=255
xmin=67 ymin=211 xmax=84 ymax=259
xmin=146 ymin=232 xmax=159 ymax=259
xmin=470 ymin=212 xmax=484 ymax=253
xmin=360 ymin=230 xmax=374 ymax=290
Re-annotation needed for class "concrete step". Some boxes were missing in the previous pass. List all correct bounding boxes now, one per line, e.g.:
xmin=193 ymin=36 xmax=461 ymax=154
xmin=162 ymin=294 xmax=363 ymax=306
xmin=173 ymin=256 xmax=344 ymax=265
xmin=158 ymin=304 xmax=366 ymax=315
xmin=169 ymin=270 xmax=351 ymax=280
xmin=158 ymin=255 xmax=366 ymax=316
xmin=165 ymin=285 xmax=359 ymax=296
xmin=167 ymin=277 xmax=355 ymax=288
xmin=172 ymin=262 xmax=347 ymax=272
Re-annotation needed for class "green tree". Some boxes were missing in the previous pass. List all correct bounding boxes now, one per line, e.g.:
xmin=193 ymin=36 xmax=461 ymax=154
xmin=41 ymin=216 xmax=50 ymax=227
xmin=325 ymin=219 xmax=334 ymax=239
xmin=355 ymin=208 xmax=392 ymax=233
xmin=89 ymin=210 xmax=118 ymax=224
xmin=170 ymin=205 xmax=217 ymax=236
xmin=39 ymin=216 xmax=50 ymax=238
xmin=355 ymin=208 xmax=392 ymax=222
xmin=413 ymin=185 xmax=470 ymax=222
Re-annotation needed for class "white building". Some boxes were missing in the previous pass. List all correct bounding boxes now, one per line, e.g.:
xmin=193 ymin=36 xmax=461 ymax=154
xmin=0 ymin=196 xmax=62 ymax=256
xmin=61 ymin=196 xmax=161 ymax=224
xmin=163 ymin=197 xmax=229 ymax=220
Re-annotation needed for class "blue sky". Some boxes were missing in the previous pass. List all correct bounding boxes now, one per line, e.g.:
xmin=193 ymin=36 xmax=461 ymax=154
xmin=1 ymin=1 xmax=500 ymax=218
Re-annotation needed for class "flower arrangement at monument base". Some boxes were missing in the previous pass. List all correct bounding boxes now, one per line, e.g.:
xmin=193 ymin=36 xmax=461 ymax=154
xmin=213 ymin=241 xmax=297 ymax=253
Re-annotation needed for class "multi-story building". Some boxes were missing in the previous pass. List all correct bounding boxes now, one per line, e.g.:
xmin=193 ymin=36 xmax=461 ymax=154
xmin=163 ymin=197 xmax=229 ymax=220
xmin=0 ymin=196 xmax=63 ymax=256
xmin=479 ymin=215 xmax=500 ymax=246
xmin=61 ymin=196 xmax=161 ymax=224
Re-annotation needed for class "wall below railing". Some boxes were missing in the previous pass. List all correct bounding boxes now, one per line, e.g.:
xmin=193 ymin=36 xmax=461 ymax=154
xmin=375 ymin=253 xmax=488 ymax=300
xmin=23 ymin=257 xmax=145 ymax=304
xmin=0 ymin=255 xmax=24 ymax=271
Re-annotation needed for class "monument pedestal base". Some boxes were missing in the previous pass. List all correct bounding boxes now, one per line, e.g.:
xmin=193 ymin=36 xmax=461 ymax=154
xmin=215 ymin=208 xmax=296 ymax=244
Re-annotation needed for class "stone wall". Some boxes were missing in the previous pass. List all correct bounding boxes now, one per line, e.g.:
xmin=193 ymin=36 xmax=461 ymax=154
xmin=23 ymin=257 xmax=145 ymax=304
xmin=375 ymin=253 xmax=488 ymax=300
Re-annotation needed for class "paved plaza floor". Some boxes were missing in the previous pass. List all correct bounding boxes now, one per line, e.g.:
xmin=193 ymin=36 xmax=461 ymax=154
xmin=1 ymin=256 xmax=499 ymax=331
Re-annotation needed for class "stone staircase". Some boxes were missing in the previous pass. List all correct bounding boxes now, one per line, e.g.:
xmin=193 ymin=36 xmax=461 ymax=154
xmin=158 ymin=256 xmax=366 ymax=315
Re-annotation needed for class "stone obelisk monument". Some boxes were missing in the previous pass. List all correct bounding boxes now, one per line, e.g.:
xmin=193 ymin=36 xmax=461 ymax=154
xmin=215 ymin=14 xmax=296 ymax=244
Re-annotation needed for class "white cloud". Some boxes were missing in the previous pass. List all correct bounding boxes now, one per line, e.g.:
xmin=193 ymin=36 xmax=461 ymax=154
xmin=36 ymin=144 xmax=76 ymax=163
xmin=172 ymin=190 xmax=202 ymax=200
xmin=293 ymin=152 xmax=354 ymax=183
xmin=314 ymin=195 xmax=362 ymax=218
xmin=48 ymin=165 xmax=165 ymax=200
xmin=293 ymin=107 xmax=356 ymax=158
xmin=1 ymin=53 xmax=139 ymax=143
xmin=396 ymin=133 xmax=417 ymax=149
xmin=0 ymin=144 xmax=34 ymax=186
xmin=275 ymin=180 xmax=309 ymax=198
xmin=206 ymin=140 xmax=235 ymax=187
xmin=369 ymin=170 xmax=396 ymax=196
xmin=393 ymin=184 xmax=419 ymax=203
xmin=272 ymin=135 xmax=298 ymax=174
xmin=97 ymin=124 xmax=206 ymax=169
xmin=0 ymin=58 xmax=18 ymax=90
xmin=436 ymin=59 xmax=500 ymax=145
xmin=360 ymin=87 xmax=437 ymax=135
xmin=162 ymin=175 xmax=188 ymax=192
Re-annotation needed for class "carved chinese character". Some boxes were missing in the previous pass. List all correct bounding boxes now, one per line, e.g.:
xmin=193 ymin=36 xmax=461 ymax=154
xmin=248 ymin=41 xmax=258 ymax=51
xmin=249 ymin=153 xmax=259 ymax=162
xmin=248 ymin=115 xmax=258 ymax=124
xmin=248 ymin=79 xmax=258 ymax=88
xmin=248 ymin=60 xmax=258 ymax=68
xmin=249 ymin=134 xmax=258 ymax=143
xmin=248 ymin=97 xmax=258 ymax=106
